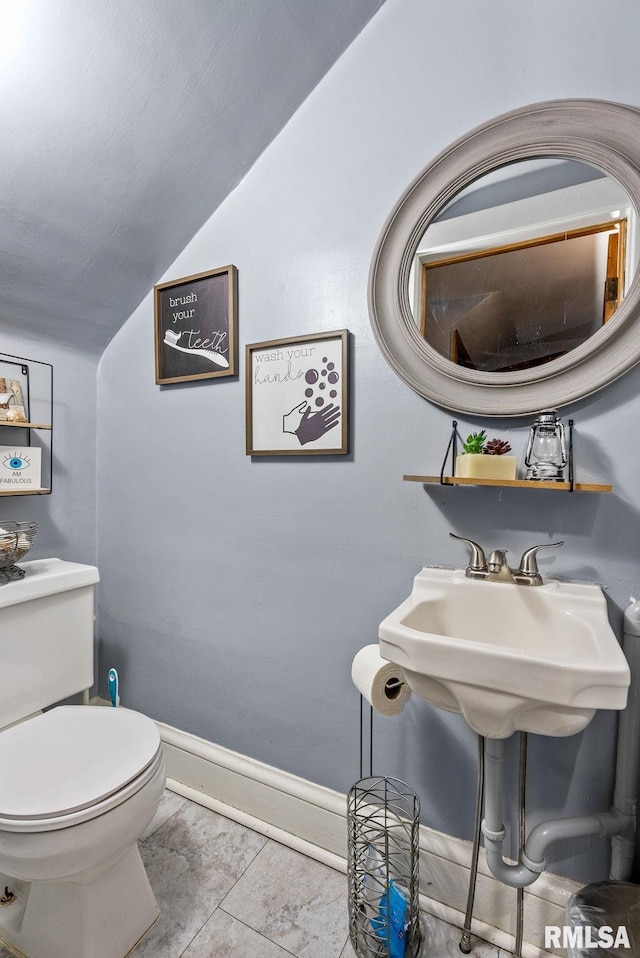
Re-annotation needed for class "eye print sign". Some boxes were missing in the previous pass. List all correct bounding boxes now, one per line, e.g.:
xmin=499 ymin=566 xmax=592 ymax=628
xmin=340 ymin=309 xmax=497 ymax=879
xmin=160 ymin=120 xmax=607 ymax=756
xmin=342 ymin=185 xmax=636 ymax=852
xmin=246 ymin=330 xmax=349 ymax=456
xmin=0 ymin=446 xmax=42 ymax=490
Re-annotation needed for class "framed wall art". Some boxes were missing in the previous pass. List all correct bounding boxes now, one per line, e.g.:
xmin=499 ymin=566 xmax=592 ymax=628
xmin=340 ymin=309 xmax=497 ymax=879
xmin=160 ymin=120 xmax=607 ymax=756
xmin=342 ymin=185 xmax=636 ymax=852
xmin=0 ymin=359 xmax=28 ymax=423
xmin=246 ymin=329 xmax=349 ymax=456
xmin=154 ymin=265 xmax=238 ymax=385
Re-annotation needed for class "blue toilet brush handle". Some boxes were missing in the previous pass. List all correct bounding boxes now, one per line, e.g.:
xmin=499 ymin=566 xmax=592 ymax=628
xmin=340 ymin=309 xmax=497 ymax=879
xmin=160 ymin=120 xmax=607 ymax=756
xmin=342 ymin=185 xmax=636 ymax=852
xmin=108 ymin=668 xmax=120 ymax=707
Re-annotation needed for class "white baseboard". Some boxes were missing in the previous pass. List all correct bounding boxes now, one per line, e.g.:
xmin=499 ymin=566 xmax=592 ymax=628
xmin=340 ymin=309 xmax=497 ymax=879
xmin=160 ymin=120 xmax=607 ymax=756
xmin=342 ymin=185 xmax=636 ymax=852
xmin=156 ymin=720 xmax=573 ymax=958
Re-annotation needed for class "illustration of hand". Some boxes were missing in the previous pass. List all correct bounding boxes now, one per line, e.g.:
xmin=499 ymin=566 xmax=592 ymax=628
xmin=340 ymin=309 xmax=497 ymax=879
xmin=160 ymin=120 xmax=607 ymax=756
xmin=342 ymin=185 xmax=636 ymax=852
xmin=294 ymin=404 xmax=341 ymax=445
xmin=283 ymin=401 xmax=309 ymax=435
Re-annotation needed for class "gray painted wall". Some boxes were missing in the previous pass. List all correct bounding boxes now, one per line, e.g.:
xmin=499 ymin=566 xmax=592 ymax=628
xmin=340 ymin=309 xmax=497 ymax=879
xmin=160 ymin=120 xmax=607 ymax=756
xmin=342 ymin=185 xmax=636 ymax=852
xmin=1 ymin=0 xmax=384 ymax=353
xmin=97 ymin=0 xmax=640 ymax=883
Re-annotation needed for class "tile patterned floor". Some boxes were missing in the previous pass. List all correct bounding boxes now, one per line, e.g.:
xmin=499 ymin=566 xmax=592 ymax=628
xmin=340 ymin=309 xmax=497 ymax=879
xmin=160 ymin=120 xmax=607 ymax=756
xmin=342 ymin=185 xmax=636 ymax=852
xmin=0 ymin=789 xmax=520 ymax=958
xmin=137 ymin=790 xmax=517 ymax=958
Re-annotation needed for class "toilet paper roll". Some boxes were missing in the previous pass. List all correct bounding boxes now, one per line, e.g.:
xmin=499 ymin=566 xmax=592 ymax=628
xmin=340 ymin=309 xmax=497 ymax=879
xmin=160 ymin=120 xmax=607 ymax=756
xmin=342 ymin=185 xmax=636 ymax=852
xmin=351 ymin=645 xmax=411 ymax=716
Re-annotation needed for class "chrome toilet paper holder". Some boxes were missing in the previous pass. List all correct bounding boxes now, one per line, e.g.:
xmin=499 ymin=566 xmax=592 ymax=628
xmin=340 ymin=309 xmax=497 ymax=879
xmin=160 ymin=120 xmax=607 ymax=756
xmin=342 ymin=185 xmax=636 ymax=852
xmin=358 ymin=677 xmax=404 ymax=778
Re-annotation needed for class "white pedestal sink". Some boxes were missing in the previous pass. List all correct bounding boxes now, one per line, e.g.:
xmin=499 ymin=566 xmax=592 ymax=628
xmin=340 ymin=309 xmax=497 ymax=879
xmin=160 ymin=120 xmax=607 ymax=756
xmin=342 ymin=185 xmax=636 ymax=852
xmin=379 ymin=567 xmax=630 ymax=738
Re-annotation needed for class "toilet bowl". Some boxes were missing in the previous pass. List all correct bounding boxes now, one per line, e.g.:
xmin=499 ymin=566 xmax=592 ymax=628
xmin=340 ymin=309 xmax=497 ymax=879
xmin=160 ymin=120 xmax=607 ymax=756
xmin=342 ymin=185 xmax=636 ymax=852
xmin=0 ymin=705 xmax=166 ymax=958
xmin=0 ymin=558 xmax=165 ymax=957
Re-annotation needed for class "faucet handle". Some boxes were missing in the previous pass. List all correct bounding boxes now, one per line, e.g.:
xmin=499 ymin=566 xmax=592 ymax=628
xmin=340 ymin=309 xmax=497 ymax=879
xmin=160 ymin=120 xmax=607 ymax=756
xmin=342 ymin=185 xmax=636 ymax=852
xmin=518 ymin=541 xmax=564 ymax=576
xmin=449 ymin=533 xmax=487 ymax=572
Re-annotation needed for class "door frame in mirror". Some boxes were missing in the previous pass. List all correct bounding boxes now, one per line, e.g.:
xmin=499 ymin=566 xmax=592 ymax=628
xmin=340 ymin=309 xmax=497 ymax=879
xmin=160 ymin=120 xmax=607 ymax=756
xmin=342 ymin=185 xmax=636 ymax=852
xmin=368 ymin=99 xmax=640 ymax=416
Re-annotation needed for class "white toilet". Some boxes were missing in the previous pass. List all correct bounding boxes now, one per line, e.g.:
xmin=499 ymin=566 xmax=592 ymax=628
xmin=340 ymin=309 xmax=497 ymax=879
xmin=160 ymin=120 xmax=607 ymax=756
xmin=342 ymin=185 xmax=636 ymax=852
xmin=0 ymin=558 xmax=166 ymax=958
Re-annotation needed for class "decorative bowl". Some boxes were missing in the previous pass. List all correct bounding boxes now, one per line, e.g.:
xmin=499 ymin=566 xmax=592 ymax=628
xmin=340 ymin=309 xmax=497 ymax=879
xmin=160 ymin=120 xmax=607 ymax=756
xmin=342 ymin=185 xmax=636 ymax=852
xmin=0 ymin=521 xmax=38 ymax=572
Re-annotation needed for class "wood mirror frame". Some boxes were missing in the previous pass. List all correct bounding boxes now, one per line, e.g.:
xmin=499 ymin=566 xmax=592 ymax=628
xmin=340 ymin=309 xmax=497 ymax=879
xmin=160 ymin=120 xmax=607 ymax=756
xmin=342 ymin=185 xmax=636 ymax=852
xmin=368 ymin=99 xmax=640 ymax=416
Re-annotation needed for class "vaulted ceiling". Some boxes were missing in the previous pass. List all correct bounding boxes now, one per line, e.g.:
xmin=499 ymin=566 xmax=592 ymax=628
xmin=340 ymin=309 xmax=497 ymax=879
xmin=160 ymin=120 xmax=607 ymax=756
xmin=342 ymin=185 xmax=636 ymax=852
xmin=0 ymin=0 xmax=384 ymax=352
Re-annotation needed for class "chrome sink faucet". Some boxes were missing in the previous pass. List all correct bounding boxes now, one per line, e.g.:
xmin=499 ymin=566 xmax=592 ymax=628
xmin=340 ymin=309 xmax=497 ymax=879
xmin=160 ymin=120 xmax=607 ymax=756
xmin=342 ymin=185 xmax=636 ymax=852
xmin=450 ymin=533 xmax=563 ymax=586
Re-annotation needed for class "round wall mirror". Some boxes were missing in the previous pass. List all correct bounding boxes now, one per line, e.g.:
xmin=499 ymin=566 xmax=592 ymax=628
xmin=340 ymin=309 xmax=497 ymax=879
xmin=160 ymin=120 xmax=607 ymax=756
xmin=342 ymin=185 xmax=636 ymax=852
xmin=369 ymin=100 xmax=640 ymax=416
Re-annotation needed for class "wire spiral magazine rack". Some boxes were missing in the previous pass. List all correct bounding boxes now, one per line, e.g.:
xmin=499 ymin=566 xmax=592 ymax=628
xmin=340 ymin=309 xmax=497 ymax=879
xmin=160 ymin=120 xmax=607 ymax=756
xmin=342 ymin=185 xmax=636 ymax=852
xmin=347 ymin=768 xmax=421 ymax=958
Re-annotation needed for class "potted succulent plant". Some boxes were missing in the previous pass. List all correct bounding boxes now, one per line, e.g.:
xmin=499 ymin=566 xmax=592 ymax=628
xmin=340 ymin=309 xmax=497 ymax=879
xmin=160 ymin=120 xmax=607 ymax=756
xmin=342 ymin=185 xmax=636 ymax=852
xmin=455 ymin=430 xmax=517 ymax=481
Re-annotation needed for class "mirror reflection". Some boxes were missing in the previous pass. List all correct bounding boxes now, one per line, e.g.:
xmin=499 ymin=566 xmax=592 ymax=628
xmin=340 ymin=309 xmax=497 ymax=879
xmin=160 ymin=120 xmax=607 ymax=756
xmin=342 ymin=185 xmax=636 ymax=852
xmin=409 ymin=159 xmax=638 ymax=373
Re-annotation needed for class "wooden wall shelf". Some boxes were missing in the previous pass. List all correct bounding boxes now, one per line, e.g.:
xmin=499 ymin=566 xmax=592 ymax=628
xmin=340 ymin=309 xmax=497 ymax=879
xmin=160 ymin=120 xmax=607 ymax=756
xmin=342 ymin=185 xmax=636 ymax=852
xmin=404 ymin=475 xmax=612 ymax=493
xmin=0 ymin=421 xmax=51 ymax=430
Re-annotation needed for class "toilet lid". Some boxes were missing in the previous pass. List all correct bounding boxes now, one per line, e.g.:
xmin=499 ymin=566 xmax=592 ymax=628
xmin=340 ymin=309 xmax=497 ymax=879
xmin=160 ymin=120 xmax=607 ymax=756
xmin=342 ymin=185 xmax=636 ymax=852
xmin=0 ymin=706 xmax=161 ymax=821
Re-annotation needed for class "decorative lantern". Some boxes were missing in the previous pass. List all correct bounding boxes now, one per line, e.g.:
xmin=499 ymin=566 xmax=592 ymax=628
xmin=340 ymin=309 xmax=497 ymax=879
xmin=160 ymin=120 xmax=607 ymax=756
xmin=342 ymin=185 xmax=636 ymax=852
xmin=525 ymin=409 xmax=567 ymax=481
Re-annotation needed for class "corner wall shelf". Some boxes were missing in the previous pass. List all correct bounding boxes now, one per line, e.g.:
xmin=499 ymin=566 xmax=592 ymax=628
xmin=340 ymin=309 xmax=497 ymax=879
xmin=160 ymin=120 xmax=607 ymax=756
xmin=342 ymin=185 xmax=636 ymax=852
xmin=0 ymin=421 xmax=51 ymax=430
xmin=0 ymin=489 xmax=51 ymax=497
xmin=0 ymin=352 xmax=53 ymax=497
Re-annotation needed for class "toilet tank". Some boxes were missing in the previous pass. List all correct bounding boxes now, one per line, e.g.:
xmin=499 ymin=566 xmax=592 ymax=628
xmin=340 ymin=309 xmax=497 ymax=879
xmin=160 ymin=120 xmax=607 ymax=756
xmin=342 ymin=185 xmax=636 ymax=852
xmin=0 ymin=558 xmax=100 ymax=728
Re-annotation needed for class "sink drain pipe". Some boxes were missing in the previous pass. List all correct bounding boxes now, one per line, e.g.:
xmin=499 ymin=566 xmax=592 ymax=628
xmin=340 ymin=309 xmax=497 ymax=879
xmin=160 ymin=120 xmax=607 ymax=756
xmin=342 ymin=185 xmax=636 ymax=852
xmin=481 ymin=597 xmax=640 ymax=888
xmin=482 ymin=738 xmax=627 ymax=888
xmin=611 ymin=597 xmax=640 ymax=879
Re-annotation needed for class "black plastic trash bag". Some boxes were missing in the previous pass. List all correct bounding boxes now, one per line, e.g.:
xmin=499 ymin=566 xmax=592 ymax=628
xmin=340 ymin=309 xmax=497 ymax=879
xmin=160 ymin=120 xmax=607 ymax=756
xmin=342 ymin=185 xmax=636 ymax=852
xmin=565 ymin=881 xmax=640 ymax=957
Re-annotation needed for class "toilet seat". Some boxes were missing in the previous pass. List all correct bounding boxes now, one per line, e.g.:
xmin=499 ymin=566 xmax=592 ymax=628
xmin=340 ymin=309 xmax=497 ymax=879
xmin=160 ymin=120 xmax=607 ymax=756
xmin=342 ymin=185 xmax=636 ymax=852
xmin=0 ymin=706 xmax=162 ymax=832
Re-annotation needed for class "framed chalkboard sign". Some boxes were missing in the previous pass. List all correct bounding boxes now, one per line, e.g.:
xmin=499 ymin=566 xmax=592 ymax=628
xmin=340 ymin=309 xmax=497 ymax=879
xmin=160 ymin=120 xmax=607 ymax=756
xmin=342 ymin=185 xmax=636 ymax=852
xmin=154 ymin=265 xmax=238 ymax=385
